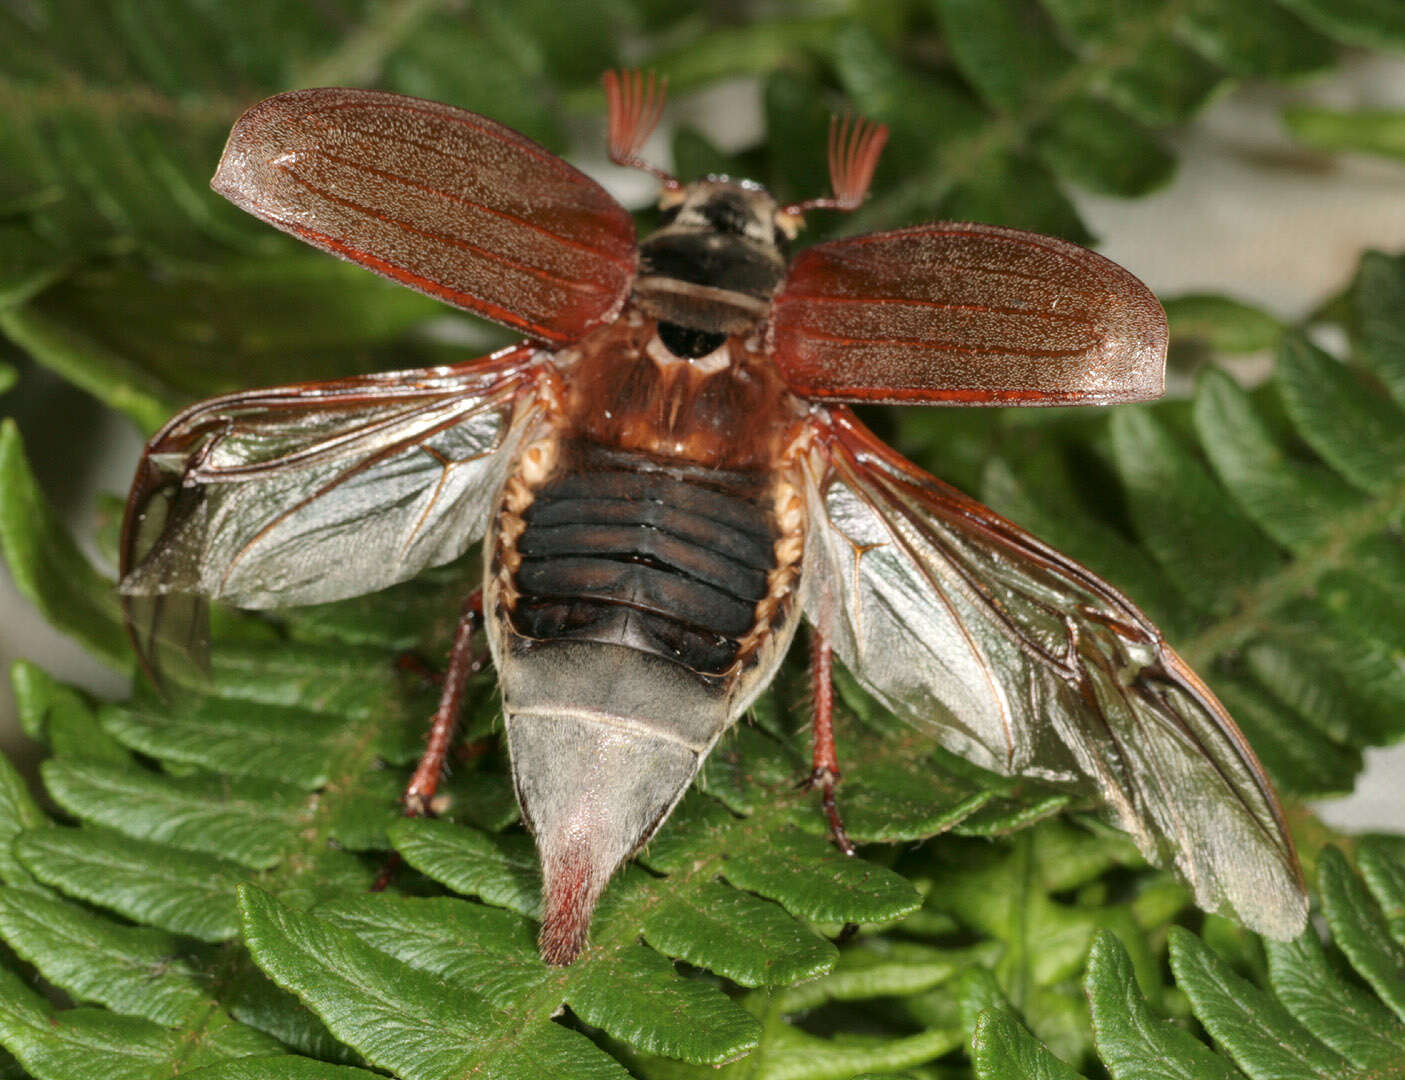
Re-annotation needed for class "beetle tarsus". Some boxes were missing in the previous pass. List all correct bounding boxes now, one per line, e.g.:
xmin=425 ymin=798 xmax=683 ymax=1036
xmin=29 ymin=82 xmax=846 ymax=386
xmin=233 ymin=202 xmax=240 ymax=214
xmin=369 ymin=853 xmax=402 ymax=893
xmin=806 ymin=765 xmax=856 ymax=856
xmin=401 ymin=792 xmax=432 ymax=818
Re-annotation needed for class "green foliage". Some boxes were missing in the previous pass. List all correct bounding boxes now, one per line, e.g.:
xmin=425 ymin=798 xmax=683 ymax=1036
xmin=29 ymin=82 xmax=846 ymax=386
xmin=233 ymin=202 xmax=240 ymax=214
xmin=1164 ymin=294 xmax=1289 ymax=354
xmin=960 ymin=840 xmax=1405 ymax=1079
xmin=11 ymin=281 xmax=1405 ymax=1069
xmin=1285 ymin=106 xmax=1405 ymax=162
xmin=2 ymin=3 xmax=1405 ymax=1079
xmin=0 ymin=421 xmax=131 ymax=672
xmin=1085 ymin=842 xmax=1405 ymax=1079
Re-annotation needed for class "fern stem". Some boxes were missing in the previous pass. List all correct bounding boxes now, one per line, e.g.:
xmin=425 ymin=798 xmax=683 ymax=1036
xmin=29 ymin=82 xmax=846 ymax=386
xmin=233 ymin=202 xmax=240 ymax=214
xmin=741 ymin=990 xmax=784 ymax=1080
xmin=0 ymin=76 xmax=242 ymax=123
xmin=1001 ymin=829 xmax=1035 ymax=1015
xmin=1179 ymin=471 xmax=1405 ymax=669
xmin=290 ymin=0 xmax=447 ymax=89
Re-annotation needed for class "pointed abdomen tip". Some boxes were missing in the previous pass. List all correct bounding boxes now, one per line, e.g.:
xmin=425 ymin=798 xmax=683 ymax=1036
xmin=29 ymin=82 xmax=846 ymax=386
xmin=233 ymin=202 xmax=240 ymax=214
xmin=537 ymin=853 xmax=596 ymax=966
xmin=539 ymin=920 xmax=588 ymax=966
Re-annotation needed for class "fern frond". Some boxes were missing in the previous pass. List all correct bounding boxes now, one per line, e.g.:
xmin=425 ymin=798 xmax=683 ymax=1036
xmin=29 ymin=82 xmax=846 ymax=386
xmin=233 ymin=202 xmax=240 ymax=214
xmin=2 ymin=5 xmax=1405 ymax=1079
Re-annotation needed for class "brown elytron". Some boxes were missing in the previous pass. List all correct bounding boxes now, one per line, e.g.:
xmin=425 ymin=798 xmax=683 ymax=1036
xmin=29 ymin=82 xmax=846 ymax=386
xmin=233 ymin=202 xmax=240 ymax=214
xmin=120 ymin=71 xmax=1307 ymax=966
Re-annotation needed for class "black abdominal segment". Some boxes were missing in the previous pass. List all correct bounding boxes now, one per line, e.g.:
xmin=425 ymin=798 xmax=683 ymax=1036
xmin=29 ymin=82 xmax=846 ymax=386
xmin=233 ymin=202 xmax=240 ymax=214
xmin=510 ymin=444 xmax=775 ymax=675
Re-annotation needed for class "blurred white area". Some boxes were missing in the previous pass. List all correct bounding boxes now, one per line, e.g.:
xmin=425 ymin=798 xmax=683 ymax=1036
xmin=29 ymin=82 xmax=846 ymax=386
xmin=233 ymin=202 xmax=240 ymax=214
xmin=1318 ymin=748 xmax=1405 ymax=832
xmin=2 ymin=54 xmax=1403 ymax=831
xmin=1080 ymin=52 xmax=1405 ymax=315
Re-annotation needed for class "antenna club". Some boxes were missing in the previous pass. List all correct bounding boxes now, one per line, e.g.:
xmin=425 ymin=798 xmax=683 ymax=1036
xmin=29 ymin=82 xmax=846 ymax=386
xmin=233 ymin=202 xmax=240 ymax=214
xmin=603 ymin=68 xmax=679 ymax=189
xmin=783 ymin=111 xmax=889 ymax=217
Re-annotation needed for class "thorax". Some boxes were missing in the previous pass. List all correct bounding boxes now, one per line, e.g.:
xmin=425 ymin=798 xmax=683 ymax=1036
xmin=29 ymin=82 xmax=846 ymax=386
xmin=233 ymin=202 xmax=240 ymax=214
xmin=546 ymin=308 xmax=805 ymax=472
xmin=486 ymin=308 xmax=809 ymax=682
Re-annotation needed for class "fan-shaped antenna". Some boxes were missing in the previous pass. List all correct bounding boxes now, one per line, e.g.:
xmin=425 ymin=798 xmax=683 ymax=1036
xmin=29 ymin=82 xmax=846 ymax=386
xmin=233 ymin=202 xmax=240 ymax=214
xmin=603 ymin=69 xmax=680 ymax=190
xmin=783 ymin=112 xmax=888 ymax=216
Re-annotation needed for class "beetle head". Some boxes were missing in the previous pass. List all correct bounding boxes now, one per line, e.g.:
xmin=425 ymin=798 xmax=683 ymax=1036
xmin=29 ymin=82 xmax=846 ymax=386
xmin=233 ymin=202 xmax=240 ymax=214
xmin=603 ymin=70 xmax=888 ymax=338
xmin=632 ymin=180 xmax=791 ymax=335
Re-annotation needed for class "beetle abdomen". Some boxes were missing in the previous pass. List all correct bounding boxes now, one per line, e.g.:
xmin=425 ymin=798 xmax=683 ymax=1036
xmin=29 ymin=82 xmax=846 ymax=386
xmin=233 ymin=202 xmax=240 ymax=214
xmin=509 ymin=443 xmax=776 ymax=676
xmin=486 ymin=441 xmax=792 ymax=963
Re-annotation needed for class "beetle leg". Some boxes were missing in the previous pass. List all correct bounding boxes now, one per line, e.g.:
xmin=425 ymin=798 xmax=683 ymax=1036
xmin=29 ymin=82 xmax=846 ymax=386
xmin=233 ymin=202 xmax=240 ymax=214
xmin=805 ymin=629 xmax=856 ymax=856
xmin=373 ymin=588 xmax=487 ymax=894
xmin=395 ymin=651 xmax=444 ymax=688
xmin=402 ymin=587 xmax=486 ymax=817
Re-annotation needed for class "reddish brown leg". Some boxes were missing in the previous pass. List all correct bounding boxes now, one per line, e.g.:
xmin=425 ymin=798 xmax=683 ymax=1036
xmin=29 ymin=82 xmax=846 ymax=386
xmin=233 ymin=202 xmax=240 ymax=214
xmin=806 ymin=628 xmax=855 ymax=857
xmin=453 ymin=738 xmax=495 ymax=766
xmin=403 ymin=588 xmax=486 ymax=816
xmin=370 ymin=852 xmax=404 ymax=893
xmin=395 ymin=652 xmax=444 ymax=687
xmin=373 ymin=589 xmax=487 ymax=894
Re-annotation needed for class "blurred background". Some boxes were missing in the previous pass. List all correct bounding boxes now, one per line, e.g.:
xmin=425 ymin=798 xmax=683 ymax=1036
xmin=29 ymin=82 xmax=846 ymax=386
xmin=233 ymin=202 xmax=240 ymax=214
xmin=2 ymin=1 xmax=1403 ymax=832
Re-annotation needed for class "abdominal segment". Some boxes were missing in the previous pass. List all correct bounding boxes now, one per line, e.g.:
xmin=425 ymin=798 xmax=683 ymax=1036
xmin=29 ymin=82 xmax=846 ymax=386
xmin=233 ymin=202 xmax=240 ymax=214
xmin=510 ymin=441 xmax=776 ymax=676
